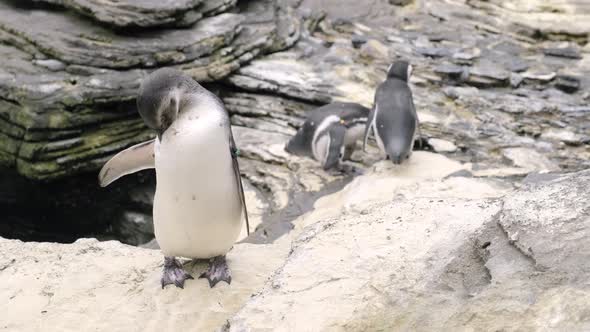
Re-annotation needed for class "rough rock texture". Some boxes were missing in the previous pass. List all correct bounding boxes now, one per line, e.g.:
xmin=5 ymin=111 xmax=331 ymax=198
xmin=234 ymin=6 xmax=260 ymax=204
xmin=29 ymin=0 xmax=236 ymax=28
xmin=226 ymin=166 xmax=590 ymax=331
xmin=499 ymin=170 xmax=590 ymax=276
xmin=0 ymin=3 xmax=241 ymax=69
xmin=0 ymin=237 xmax=291 ymax=332
xmin=3 ymin=154 xmax=590 ymax=331
xmin=467 ymin=0 xmax=590 ymax=41
xmin=1 ymin=3 xmax=590 ymax=328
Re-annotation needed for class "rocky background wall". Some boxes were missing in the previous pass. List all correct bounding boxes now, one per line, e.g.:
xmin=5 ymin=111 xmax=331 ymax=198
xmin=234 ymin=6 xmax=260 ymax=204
xmin=0 ymin=0 xmax=589 ymax=331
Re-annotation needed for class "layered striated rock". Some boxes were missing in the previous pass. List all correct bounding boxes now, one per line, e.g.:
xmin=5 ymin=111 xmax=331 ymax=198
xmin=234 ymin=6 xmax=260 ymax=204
xmin=29 ymin=0 xmax=236 ymax=28
xmin=0 ymin=0 xmax=300 ymax=180
xmin=466 ymin=0 xmax=590 ymax=41
xmin=3 ymin=0 xmax=588 ymax=183
xmin=0 ymin=2 xmax=242 ymax=69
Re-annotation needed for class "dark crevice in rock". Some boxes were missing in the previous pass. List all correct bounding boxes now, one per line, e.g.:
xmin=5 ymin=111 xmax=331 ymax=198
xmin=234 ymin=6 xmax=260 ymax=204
xmin=243 ymin=177 xmax=351 ymax=244
xmin=0 ymin=95 xmax=20 ymax=108
xmin=0 ymin=167 xmax=155 ymax=244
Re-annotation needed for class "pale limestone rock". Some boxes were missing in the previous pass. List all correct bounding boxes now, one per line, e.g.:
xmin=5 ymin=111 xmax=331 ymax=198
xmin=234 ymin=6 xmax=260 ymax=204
xmin=0 ymin=237 xmax=290 ymax=332
xmin=502 ymin=147 xmax=560 ymax=172
xmin=359 ymin=39 xmax=390 ymax=59
xmin=226 ymin=168 xmax=590 ymax=331
xmin=428 ymin=138 xmax=458 ymax=153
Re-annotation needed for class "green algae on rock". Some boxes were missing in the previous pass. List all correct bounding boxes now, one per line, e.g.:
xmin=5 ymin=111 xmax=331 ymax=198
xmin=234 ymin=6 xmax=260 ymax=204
xmin=0 ymin=0 xmax=300 ymax=180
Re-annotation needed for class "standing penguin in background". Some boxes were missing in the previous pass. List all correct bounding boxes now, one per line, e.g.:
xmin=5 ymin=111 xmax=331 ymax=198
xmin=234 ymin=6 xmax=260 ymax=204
xmin=363 ymin=60 xmax=420 ymax=164
xmin=285 ymin=102 xmax=369 ymax=170
xmin=98 ymin=68 xmax=249 ymax=289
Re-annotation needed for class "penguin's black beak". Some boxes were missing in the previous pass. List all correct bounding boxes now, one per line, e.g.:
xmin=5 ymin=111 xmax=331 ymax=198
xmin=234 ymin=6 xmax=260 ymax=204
xmin=285 ymin=136 xmax=306 ymax=156
xmin=391 ymin=155 xmax=403 ymax=165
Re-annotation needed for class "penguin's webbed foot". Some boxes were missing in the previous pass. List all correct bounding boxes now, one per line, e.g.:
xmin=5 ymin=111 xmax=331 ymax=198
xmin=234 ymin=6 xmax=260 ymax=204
xmin=161 ymin=256 xmax=194 ymax=289
xmin=199 ymin=255 xmax=231 ymax=288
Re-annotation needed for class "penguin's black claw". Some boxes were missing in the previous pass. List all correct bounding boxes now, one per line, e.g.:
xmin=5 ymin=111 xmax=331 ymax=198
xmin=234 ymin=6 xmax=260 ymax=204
xmin=199 ymin=255 xmax=232 ymax=288
xmin=161 ymin=256 xmax=194 ymax=289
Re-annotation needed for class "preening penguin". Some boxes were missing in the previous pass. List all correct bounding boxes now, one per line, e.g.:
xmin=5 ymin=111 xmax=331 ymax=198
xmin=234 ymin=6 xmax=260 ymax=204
xmin=364 ymin=61 xmax=420 ymax=164
xmin=98 ymin=68 xmax=249 ymax=289
xmin=285 ymin=102 xmax=369 ymax=170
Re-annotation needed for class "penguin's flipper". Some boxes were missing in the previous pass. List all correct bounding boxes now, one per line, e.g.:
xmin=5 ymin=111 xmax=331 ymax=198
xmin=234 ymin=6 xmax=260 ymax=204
xmin=229 ymin=131 xmax=250 ymax=236
xmin=323 ymin=125 xmax=346 ymax=170
xmin=98 ymin=139 xmax=155 ymax=187
xmin=363 ymin=104 xmax=377 ymax=152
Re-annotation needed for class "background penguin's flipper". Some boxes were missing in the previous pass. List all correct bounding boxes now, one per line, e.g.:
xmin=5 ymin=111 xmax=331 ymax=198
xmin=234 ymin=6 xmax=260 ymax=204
xmin=98 ymin=139 xmax=155 ymax=187
xmin=229 ymin=131 xmax=250 ymax=236
xmin=363 ymin=105 xmax=377 ymax=152
xmin=324 ymin=125 xmax=346 ymax=170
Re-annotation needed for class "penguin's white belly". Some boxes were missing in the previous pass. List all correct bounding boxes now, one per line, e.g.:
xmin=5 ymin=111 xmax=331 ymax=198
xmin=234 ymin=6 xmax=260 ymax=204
xmin=153 ymin=113 xmax=242 ymax=259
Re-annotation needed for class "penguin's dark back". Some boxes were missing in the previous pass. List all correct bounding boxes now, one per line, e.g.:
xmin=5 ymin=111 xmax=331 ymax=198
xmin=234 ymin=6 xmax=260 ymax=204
xmin=375 ymin=79 xmax=416 ymax=141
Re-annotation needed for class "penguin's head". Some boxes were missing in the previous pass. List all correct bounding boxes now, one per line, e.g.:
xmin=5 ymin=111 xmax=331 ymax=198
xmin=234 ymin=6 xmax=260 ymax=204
xmin=386 ymin=60 xmax=412 ymax=82
xmin=137 ymin=68 xmax=192 ymax=139
xmin=387 ymin=140 xmax=411 ymax=165
xmin=285 ymin=118 xmax=318 ymax=158
xmin=285 ymin=129 xmax=309 ymax=156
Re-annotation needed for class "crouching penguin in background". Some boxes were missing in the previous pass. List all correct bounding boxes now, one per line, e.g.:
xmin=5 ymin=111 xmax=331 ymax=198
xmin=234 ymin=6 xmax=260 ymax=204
xmin=286 ymin=102 xmax=369 ymax=170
